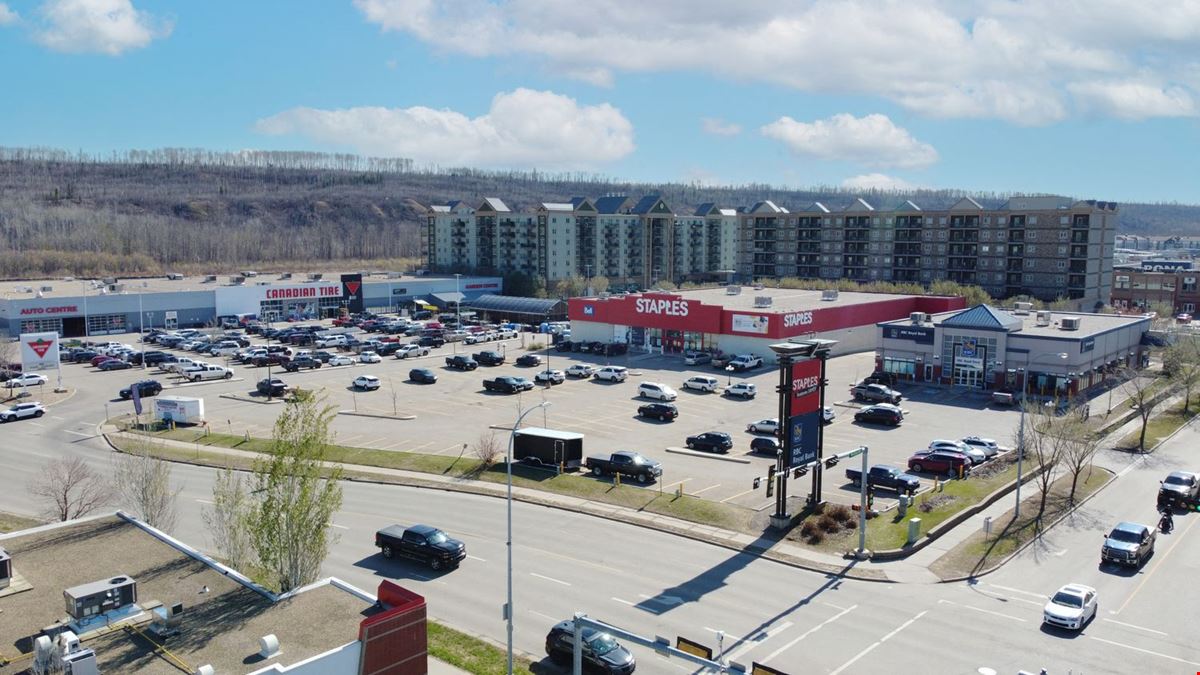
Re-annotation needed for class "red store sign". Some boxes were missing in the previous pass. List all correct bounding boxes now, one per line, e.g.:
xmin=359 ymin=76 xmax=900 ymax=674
xmin=20 ymin=305 xmax=78 ymax=316
xmin=265 ymin=286 xmax=341 ymax=299
xmin=569 ymin=293 xmax=722 ymax=332
xmin=790 ymin=358 xmax=823 ymax=414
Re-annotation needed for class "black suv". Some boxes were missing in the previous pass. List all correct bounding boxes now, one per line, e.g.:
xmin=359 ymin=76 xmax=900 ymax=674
xmin=282 ymin=356 xmax=322 ymax=372
xmin=118 ymin=380 xmax=162 ymax=400
xmin=854 ymin=404 xmax=903 ymax=426
xmin=140 ymin=351 xmax=172 ymax=365
xmin=409 ymin=368 xmax=437 ymax=384
xmin=685 ymin=431 xmax=733 ymax=453
xmin=637 ymin=402 xmax=678 ymax=421
xmin=375 ymin=524 xmax=466 ymax=571
xmin=256 ymin=378 xmax=289 ymax=397
xmin=418 ymin=335 xmax=446 ymax=348
xmin=545 ymin=621 xmax=636 ymax=675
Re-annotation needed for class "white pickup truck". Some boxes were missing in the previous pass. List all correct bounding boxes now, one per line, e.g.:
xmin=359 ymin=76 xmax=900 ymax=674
xmin=184 ymin=364 xmax=233 ymax=382
xmin=726 ymin=354 xmax=763 ymax=372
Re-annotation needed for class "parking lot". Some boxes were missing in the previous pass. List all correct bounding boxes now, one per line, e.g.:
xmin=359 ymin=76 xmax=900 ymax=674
xmin=21 ymin=319 xmax=1033 ymax=512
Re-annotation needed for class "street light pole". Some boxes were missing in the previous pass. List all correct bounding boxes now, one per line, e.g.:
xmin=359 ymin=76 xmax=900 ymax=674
xmin=506 ymin=400 xmax=551 ymax=675
xmin=1014 ymin=351 xmax=1068 ymax=519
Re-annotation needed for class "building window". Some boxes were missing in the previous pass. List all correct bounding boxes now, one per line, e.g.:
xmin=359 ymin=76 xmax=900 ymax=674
xmin=1115 ymin=275 xmax=1130 ymax=289
xmin=1029 ymin=216 xmax=1038 ymax=225
xmin=1060 ymin=216 xmax=1070 ymax=224
xmin=21 ymin=318 xmax=63 ymax=334
xmin=1056 ymin=261 xmax=1066 ymax=270
xmin=1059 ymin=230 xmax=1070 ymax=241
xmin=997 ymin=216 xmax=1007 ymax=225
xmin=86 ymin=314 xmax=127 ymax=335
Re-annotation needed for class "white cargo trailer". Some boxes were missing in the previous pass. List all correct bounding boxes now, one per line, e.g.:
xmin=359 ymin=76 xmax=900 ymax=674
xmin=154 ymin=396 xmax=205 ymax=425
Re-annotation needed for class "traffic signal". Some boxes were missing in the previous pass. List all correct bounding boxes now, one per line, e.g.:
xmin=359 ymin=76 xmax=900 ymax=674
xmin=824 ymin=456 xmax=839 ymax=469
xmin=766 ymin=466 xmax=775 ymax=498
xmin=753 ymin=477 xmax=761 ymax=490
xmin=793 ymin=465 xmax=808 ymax=479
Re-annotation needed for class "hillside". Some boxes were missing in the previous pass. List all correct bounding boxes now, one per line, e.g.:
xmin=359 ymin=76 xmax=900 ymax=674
xmin=0 ymin=147 xmax=1196 ymax=280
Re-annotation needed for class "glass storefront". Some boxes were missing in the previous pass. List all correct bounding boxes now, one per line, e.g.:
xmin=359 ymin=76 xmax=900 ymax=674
xmin=882 ymin=357 xmax=916 ymax=380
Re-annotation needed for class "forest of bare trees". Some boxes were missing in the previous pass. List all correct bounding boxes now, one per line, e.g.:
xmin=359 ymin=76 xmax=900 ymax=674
xmin=0 ymin=146 xmax=1195 ymax=280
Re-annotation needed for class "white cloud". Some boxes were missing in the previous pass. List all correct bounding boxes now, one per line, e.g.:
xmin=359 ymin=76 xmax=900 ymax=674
xmin=0 ymin=3 xmax=19 ymax=25
xmin=354 ymin=0 xmax=1200 ymax=123
xmin=255 ymin=88 xmax=635 ymax=169
xmin=841 ymin=173 xmax=917 ymax=191
xmin=1068 ymin=80 xmax=1196 ymax=120
xmin=701 ymin=117 xmax=742 ymax=137
xmin=35 ymin=0 xmax=171 ymax=55
xmin=761 ymin=113 xmax=938 ymax=169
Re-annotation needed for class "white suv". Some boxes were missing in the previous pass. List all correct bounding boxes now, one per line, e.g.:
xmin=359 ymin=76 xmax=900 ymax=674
xmin=0 ymin=401 xmax=45 ymax=422
xmin=724 ymin=382 xmax=757 ymax=399
xmin=638 ymin=382 xmax=677 ymax=401
xmin=682 ymin=376 xmax=719 ymax=392
xmin=594 ymin=366 xmax=628 ymax=382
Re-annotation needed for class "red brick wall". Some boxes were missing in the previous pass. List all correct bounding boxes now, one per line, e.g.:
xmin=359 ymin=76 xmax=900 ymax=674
xmin=359 ymin=581 xmax=427 ymax=675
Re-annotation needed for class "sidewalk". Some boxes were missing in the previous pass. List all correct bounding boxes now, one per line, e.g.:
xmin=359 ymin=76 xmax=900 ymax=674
xmin=429 ymin=657 xmax=471 ymax=675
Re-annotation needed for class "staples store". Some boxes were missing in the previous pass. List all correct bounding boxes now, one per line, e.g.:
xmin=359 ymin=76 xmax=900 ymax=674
xmin=567 ymin=287 xmax=964 ymax=358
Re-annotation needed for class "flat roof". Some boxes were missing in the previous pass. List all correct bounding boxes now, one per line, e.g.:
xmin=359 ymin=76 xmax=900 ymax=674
xmin=881 ymin=308 xmax=1149 ymax=339
xmin=0 ymin=515 xmax=376 ymax=675
xmin=0 ymin=272 xmax=493 ymax=300
xmin=647 ymin=286 xmax=940 ymax=314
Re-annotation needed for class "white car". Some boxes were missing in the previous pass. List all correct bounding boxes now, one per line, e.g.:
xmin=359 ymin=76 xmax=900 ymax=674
xmin=315 ymin=335 xmax=348 ymax=348
xmin=566 ymin=364 xmax=597 ymax=378
xmin=327 ymin=355 xmax=355 ymax=367
xmin=747 ymin=418 xmax=780 ymax=434
xmin=359 ymin=351 xmax=382 ymax=363
xmin=822 ymin=406 xmax=836 ymax=424
xmin=396 ymin=344 xmax=430 ymax=359
xmin=1043 ymin=584 xmax=1097 ymax=631
xmin=184 ymin=365 xmax=233 ymax=382
xmin=535 ymin=369 xmax=565 ymax=385
xmin=594 ymin=366 xmax=628 ymax=382
xmin=962 ymin=436 xmax=1002 ymax=457
xmin=927 ymin=439 xmax=987 ymax=464
xmin=4 ymin=373 xmax=47 ymax=388
xmin=164 ymin=357 xmax=200 ymax=374
xmin=464 ymin=333 xmax=488 ymax=345
xmin=0 ymin=401 xmax=45 ymax=422
xmin=724 ymin=382 xmax=757 ymax=399
xmin=638 ymin=382 xmax=677 ymax=401
xmin=352 ymin=375 xmax=381 ymax=391
xmin=682 ymin=376 xmax=719 ymax=392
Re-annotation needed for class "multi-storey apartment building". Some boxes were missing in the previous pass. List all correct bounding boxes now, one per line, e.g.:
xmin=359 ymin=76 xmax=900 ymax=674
xmin=738 ymin=196 xmax=1118 ymax=309
xmin=425 ymin=195 xmax=739 ymax=288
xmin=1110 ymin=263 xmax=1200 ymax=316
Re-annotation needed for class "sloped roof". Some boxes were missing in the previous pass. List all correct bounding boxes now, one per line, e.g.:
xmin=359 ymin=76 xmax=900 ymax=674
xmin=463 ymin=294 xmax=564 ymax=316
xmin=541 ymin=202 xmax=574 ymax=212
xmin=845 ymin=198 xmax=875 ymax=212
xmin=719 ymin=208 xmax=738 ymax=216
xmin=631 ymin=195 xmax=671 ymax=215
xmin=694 ymin=202 xmax=717 ymax=216
xmin=895 ymin=200 xmax=922 ymax=212
xmin=570 ymin=197 xmax=596 ymax=211
xmin=938 ymin=304 xmax=1023 ymax=331
xmin=797 ymin=202 xmax=830 ymax=213
xmin=478 ymin=197 xmax=511 ymax=213
xmin=594 ymin=195 xmax=631 ymax=214
xmin=430 ymin=205 xmax=451 ymax=213
xmin=748 ymin=200 xmax=788 ymax=214
xmin=949 ymin=197 xmax=984 ymax=211
xmin=1001 ymin=196 xmax=1073 ymax=211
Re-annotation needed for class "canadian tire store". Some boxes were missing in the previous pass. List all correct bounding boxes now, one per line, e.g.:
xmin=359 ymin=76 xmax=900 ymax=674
xmin=567 ymin=288 xmax=965 ymax=359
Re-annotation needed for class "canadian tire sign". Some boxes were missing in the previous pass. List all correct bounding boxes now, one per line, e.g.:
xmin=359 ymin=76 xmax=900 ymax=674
xmin=20 ymin=331 xmax=60 ymax=372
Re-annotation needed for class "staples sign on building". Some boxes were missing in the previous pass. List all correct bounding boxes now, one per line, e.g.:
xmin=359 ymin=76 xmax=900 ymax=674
xmin=569 ymin=294 xmax=721 ymax=332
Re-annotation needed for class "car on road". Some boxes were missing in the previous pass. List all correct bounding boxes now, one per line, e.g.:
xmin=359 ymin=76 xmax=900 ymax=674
xmin=256 ymin=378 xmax=289 ymax=397
xmin=515 ymin=354 xmax=543 ymax=367
xmin=352 ymin=375 xmax=381 ymax=391
xmin=750 ymin=437 xmax=780 ymax=455
xmin=535 ymin=369 xmax=565 ymax=385
xmin=1158 ymin=471 xmax=1200 ymax=509
xmin=1101 ymin=521 xmax=1155 ymax=568
xmin=593 ymin=366 xmax=628 ymax=383
xmin=746 ymin=418 xmax=779 ymax=434
xmin=0 ymin=401 xmax=45 ymax=422
xmin=682 ymin=376 xmax=719 ymax=393
xmin=1042 ymin=584 xmax=1098 ymax=631
xmin=566 ymin=364 xmax=596 ymax=378
xmin=637 ymin=382 xmax=677 ymax=401
xmin=719 ymin=382 xmax=756 ymax=400
xmin=685 ymin=431 xmax=733 ymax=454
xmin=409 ymin=368 xmax=437 ymax=384
xmin=396 ymin=344 xmax=431 ymax=359
xmin=851 ymin=383 xmax=903 ymax=404
xmin=545 ymin=621 xmax=636 ymax=674
xmin=358 ymin=350 xmax=382 ymax=363
xmin=375 ymin=524 xmax=466 ymax=571
xmin=184 ymin=365 xmax=233 ymax=382
xmin=119 ymin=380 xmax=163 ymax=400
xmin=821 ymin=406 xmax=836 ymax=424
xmin=854 ymin=403 xmax=903 ymax=426
xmin=961 ymin=436 xmax=1002 ymax=458
xmin=907 ymin=450 xmax=971 ymax=477
xmin=636 ymin=402 xmax=678 ymax=421
xmin=327 ymin=355 xmax=355 ymax=367
xmin=586 ymin=451 xmax=662 ymax=484
xmin=282 ymin=356 xmax=322 ymax=372
xmin=4 ymin=373 xmax=48 ymax=388
xmin=683 ymin=351 xmax=712 ymax=366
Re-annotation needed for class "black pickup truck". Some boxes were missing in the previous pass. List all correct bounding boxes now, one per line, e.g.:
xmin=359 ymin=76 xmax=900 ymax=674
xmin=845 ymin=464 xmax=920 ymax=494
xmin=282 ymin=356 xmax=322 ymax=372
xmin=251 ymin=353 xmax=288 ymax=368
xmin=375 ymin=524 xmax=466 ymax=571
xmin=585 ymin=451 xmax=663 ymax=484
xmin=445 ymin=355 xmax=479 ymax=370
xmin=473 ymin=350 xmax=505 ymax=366
xmin=483 ymin=376 xmax=534 ymax=394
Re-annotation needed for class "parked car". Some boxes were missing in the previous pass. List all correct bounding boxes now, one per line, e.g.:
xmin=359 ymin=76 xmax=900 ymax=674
xmin=251 ymin=353 xmax=289 ymax=368
xmin=637 ymin=382 xmax=677 ymax=401
xmin=375 ymin=524 xmax=466 ymax=571
xmin=1101 ymin=521 xmax=1156 ymax=568
xmin=961 ymin=436 xmax=1002 ymax=458
xmin=397 ymin=344 xmax=431 ymax=359
xmin=91 ymin=354 xmax=118 ymax=368
xmin=118 ymin=380 xmax=163 ymax=400
xmin=282 ymin=356 xmax=322 ymax=372
xmin=726 ymin=354 xmax=763 ymax=372
xmin=70 ymin=350 xmax=99 ymax=363
xmin=1043 ymin=584 xmax=1098 ymax=632
xmin=312 ymin=350 xmax=338 ymax=363
xmin=594 ymin=366 xmax=628 ymax=383
xmin=907 ymin=450 xmax=971 ymax=477
xmin=566 ymin=364 xmax=597 ymax=378
xmin=724 ymin=382 xmax=757 ymax=399
xmin=352 ymin=375 xmax=381 ymax=391
xmin=328 ymin=354 xmax=355 ymax=367
xmin=685 ymin=431 xmax=733 ymax=453
xmin=854 ymin=404 xmax=903 ymax=426
xmin=359 ymin=350 xmax=382 ymax=363
xmin=925 ymin=440 xmax=986 ymax=464
xmin=682 ymin=376 xmax=719 ymax=393
xmin=4 ymin=373 xmax=48 ymax=388
xmin=545 ymin=621 xmax=636 ymax=674
xmin=750 ymin=437 xmax=780 ymax=455
xmin=821 ymin=406 xmax=836 ymax=424
xmin=845 ymin=464 xmax=921 ymax=494
xmin=418 ymin=335 xmax=446 ymax=348
xmin=141 ymin=351 xmax=172 ymax=365
xmin=535 ymin=369 xmax=565 ymax=385
xmin=445 ymin=355 xmax=479 ymax=370
xmin=483 ymin=376 xmax=534 ymax=394
xmin=684 ymin=351 xmax=712 ymax=366
xmin=0 ymin=401 xmax=45 ymax=422
xmin=746 ymin=418 xmax=779 ymax=434
xmin=256 ymin=378 xmax=289 ymax=397
xmin=409 ymin=368 xmax=437 ymax=384
xmin=184 ymin=365 xmax=233 ymax=382
xmin=637 ymin=402 xmax=678 ymax=421
xmin=473 ymin=350 xmax=505 ymax=366
xmin=515 ymin=354 xmax=543 ymax=367
xmin=851 ymin=383 xmax=903 ymax=404
xmin=586 ymin=451 xmax=662 ymax=484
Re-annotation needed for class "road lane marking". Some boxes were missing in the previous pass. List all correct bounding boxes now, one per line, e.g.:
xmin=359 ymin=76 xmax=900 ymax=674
xmin=829 ymin=610 xmax=925 ymax=675
xmin=720 ymin=488 xmax=756 ymax=503
xmin=1102 ymin=618 xmax=1168 ymax=636
xmin=880 ymin=609 xmax=927 ymax=642
xmin=1115 ymin=515 xmax=1198 ymax=614
xmin=968 ymin=588 xmax=1044 ymax=607
xmin=984 ymin=583 xmax=1047 ymax=600
xmin=466 ymin=554 xmax=487 ymax=562
xmin=329 ymin=523 xmax=349 ymax=530
xmin=703 ymin=626 xmax=723 ymax=634
xmin=530 ymin=572 xmax=571 ymax=586
xmin=724 ymin=621 xmax=793 ymax=663
xmin=690 ymin=483 xmax=722 ymax=495
xmin=27 ymin=421 xmax=45 ymax=427
xmin=528 ymin=609 xmax=558 ymax=622
xmin=1089 ymin=636 xmax=1200 ymax=667
xmin=611 ymin=597 xmax=636 ymax=606
xmin=944 ymin=600 xmax=1026 ymax=622
xmin=762 ymin=605 xmax=857 ymax=663
xmin=195 ymin=499 xmax=215 ymax=505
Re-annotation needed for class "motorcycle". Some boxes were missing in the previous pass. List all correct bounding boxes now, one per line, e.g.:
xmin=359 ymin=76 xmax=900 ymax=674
xmin=1159 ymin=509 xmax=1174 ymax=534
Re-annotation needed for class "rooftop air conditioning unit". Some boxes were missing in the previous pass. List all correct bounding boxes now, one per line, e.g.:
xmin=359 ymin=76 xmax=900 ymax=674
xmin=279 ymin=272 xmax=292 ymax=280
xmin=149 ymin=602 xmax=184 ymax=638
xmin=821 ymin=289 xmax=839 ymax=301
xmin=102 ymin=277 xmax=117 ymax=285
xmin=1013 ymin=302 xmax=1034 ymax=314
xmin=387 ymin=272 xmax=403 ymax=279
xmin=64 ymin=575 xmax=138 ymax=621
xmin=308 ymin=273 xmax=323 ymax=281
xmin=204 ymin=275 xmax=217 ymax=283
xmin=109 ymin=284 xmax=125 ymax=293
xmin=230 ymin=276 xmax=245 ymax=285
xmin=725 ymin=285 xmax=742 ymax=296
xmin=0 ymin=546 xmax=11 ymax=590
xmin=753 ymin=284 xmax=765 ymax=291
xmin=40 ymin=286 xmax=53 ymax=292
xmin=241 ymin=270 xmax=258 ymax=277
xmin=1060 ymin=317 xmax=1081 ymax=331
xmin=1036 ymin=311 xmax=1052 ymax=326
xmin=167 ymin=273 xmax=184 ymax=281
xmin=910 ymin=312 xmax=925 ymax=325
xmin=754 ymin=296 xmax=773 ymax=308
xmin=63 ymin=276 xmax=75 ymax=282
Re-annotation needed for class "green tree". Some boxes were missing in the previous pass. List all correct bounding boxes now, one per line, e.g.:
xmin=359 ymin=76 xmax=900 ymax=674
xmin=588 ymin=275 xmax=609 ymax=295
xmin=553 ymin=275 xmax=587 ymax=298
xmin=203 ymin=466 xmax=255 ymax=573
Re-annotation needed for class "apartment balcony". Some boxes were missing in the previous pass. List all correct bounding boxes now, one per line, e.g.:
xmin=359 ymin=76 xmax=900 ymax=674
xmin=1008 ymin=230 xmax=1025 ymax=242
xmin=895 ymin=232 xmax=922 ymax=242
xmin=844 ymin=230 xmax=870 ymax=242
xmin=1069 ymin=275 xmax=1087 ymax=288
xmin=843 ymin=243 xmax=868 ymax=254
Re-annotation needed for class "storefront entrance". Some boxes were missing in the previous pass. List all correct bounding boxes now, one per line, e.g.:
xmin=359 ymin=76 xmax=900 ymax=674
xmin=953 ymin=366 xmax=984 ymax=388
xmin=663 ymin=330 xmax=684 ymax=354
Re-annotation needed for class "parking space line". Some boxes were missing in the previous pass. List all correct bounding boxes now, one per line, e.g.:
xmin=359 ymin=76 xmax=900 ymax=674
xmin=432 ymin=443 xmax=467 ymax=455
xmin=662 ymin=478 xmax=692 ymax=490
xmin=530 ymin=572 xmax=571 ymax=586
xmin=1089 ymin=636 xmax=1200 ymax=667
xmin=720 ymin=488 xmax=756 ymax=503
xmin=611 ymin=597 xmax=636 ymax=606
xmin=761 ymin=605 xmax=856 ymax=663
xmin=1102 ymin=618 xmax=1167 ymax=636
xmin=64 ymin=430 xmax=93 ymax=437
xmin=690 ymin=483 xmax=722 ymax=496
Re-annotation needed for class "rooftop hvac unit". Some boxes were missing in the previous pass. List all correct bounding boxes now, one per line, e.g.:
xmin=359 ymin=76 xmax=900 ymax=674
xmin=753 ymin=295 xmax=773 ymax=307
xmin=725 ymin=285 xmax=742 ymax=295
xmin=63 ymin=276 xmax=75 ymax=282
xmin=1036 ymin=311 xmax=1052 ymax=326
xmin=230 ymin=276 xmax=245 ymax=285
xmin=149 ymin=602 xmax=185 ymax=638
xmin=308 ymin=273 xmax=323 ymax=281
xmin=101 ymin=277 xmax=117 ymax=285
xmin=821 ymin=289 xmax=839 ymax=301
xmin=63 ymin=575 xmax=138 ymax=621
xmin=40 ymin=285 xmax=53 ymax=292
xmin=910 ymin=312 xmax=925 ymax=325
xmin=34 ymin=631 xmax=97 ymax=675
xmin=1060 ymin=317 xmax=1081 ymax=331
xmin=0 ymin=546 xmax=10 ymax=590
xmin=387 ymin=272 xmax=403 ymax=279
xmin=1013 ymin=302 xmax=1034 ymax=314
xmin=204 ymin=275 xmax=218 ymax=283
xmin=108 ymin=284 xmax=125 ymax=293
xmin=279 ymin=272 xmax=292 ymax=280
xmin=241 ymin=270 xmax=258 ymax=277
xmin=167 ymin=273 xmax=184 ymax=281
xmin=753 ymin=283 xmax=765 ymax=290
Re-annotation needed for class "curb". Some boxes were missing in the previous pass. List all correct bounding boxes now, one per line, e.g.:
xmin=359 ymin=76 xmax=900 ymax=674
xmin=219 ymin=393 xmax=285 ymax=405
xmin=665 ymin=447 xmax=752 ymax=464
xmin=337 ymin=410 xmax=417 ymax=421
xmin=166 ymin=377 xmax=245 ymax=389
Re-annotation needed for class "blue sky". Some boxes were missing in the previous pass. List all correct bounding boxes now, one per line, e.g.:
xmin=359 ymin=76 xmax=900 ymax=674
xmin=2 ymin=0 xmax=1200 ymax=203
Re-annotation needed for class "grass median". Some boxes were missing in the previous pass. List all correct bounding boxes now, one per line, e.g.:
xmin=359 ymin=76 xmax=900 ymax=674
xmin=0 ymin=511 xmax=42 ymax=533
xmin=1115 ymin=399 xmax=1197 ymax=452
xmin=428 ymin=621 xmax=535 ymax=675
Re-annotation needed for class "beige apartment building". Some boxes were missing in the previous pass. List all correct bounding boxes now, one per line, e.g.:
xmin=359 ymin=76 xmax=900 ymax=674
xmin=424 ymin=195 xmax=739 ymax=289
xmin=739 ymin=196 xmax=1118 ymax=310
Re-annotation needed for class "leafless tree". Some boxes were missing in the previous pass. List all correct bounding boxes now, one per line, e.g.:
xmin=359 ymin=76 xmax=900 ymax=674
xmin=1021 ymin=401 xmax=1064 ymax=523
xmin=1121 ymin=367 xmax=1162 ymax=452
xmin=202 ymin=466 xmax=255 ymax=573
xmin=29 ymin=456 xmax=111 ymax=522
xmin=113 ymin=440 xmax=182 ymax=532
xmin=1164 ymin=339 xmax=1200 ymax=413
xmin=1054 ymin=408 xmax=1101 ymax=505
xmin=472 ymin=430 xmax=502 ymax=467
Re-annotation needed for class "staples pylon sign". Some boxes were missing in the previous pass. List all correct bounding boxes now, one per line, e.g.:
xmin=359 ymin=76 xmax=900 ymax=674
xmin=20 ymin=331 xmax=60 ymax=372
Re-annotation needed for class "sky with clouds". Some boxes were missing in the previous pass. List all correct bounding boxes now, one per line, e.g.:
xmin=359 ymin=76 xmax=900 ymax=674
xmin=2 ymin=0 xmax=1199 ymax=202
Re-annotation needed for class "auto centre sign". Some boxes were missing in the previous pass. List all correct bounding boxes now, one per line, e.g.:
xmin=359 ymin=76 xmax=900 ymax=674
xmin=19 ymin=305 xmax=78 ymax=316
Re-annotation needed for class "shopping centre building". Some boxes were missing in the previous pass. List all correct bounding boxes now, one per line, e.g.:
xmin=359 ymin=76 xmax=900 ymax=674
xmin=875 ymin=304 xmax=1151 ymax=396
xmin=566 ymin=286 xmax=965 ymax=357
xmin=0 ymin=272 xmax=501 ymax=337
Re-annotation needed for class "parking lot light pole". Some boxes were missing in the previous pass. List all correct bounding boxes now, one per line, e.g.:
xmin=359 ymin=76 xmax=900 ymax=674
xmin=854 ymin=446 xmax=869 ymax=558
xmin=1015 ymin=351 xmax=1068 ymax=519
xmin=506 ymin=400 xmax=551 ymax=675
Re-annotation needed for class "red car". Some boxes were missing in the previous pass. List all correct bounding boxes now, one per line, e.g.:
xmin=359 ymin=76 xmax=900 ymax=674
xmin=907 ymin=451 xmax=972 ymax=477
xmin=91 ymin=354 xmax=118 ymax=367
xmin=332 ymin=317 xmax=353 ymax=327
